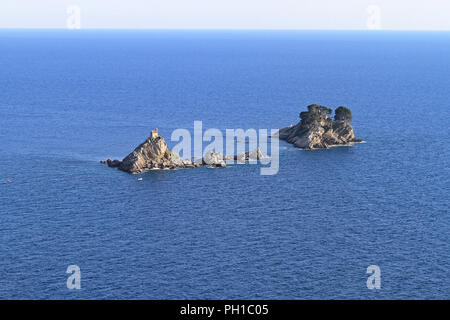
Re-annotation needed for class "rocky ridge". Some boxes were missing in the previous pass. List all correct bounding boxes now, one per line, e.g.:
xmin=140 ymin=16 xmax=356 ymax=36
xmin=275 ymin=104 xmax=362 ymax=149
xmin=102 ymin=134 xmax=264 ymax=174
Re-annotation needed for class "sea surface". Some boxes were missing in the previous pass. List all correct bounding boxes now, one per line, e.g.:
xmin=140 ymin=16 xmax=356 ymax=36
xmin=0 ymin=30 xmax=449 ymax=299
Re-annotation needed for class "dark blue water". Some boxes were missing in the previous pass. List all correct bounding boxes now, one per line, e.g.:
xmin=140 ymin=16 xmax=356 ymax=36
xmin=0 ymin=30 xmax=449 ymax=299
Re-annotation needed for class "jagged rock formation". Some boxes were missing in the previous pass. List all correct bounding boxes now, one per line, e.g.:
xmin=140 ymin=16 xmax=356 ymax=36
xmin=119 ymin=135 xmax=186 ymax=173
xmin=102 ymin=133 xmax=266 ymax=174
xmin=202 ymin=150 xmax=227 ymax=167
xmin=101 ymin=135 xmax=199 ymax=174
xmin=201 ymin=147 xmax=264 ymax=166
xmin=223 ymin=147 xmax=264 ymax=162
xmin=275 ymin=104 xmax=362 ymax=149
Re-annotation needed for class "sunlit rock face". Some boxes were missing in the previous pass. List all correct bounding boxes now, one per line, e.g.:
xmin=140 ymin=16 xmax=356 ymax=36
xmin=276 ymin=104 xmax=362 ymax=149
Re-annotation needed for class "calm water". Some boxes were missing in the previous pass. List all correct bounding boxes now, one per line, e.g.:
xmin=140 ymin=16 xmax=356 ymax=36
xmin=0 ymin=30 xmax=449 ymax=299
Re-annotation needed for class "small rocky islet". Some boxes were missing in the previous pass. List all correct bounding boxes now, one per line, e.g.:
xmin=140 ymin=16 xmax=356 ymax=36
xmin=275 ymin=104 xmax=363 ymax=149
xmin=102 ymin=129 xmax=264 ymax=174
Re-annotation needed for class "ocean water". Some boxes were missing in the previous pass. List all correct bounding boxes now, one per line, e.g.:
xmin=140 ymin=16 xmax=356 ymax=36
xmin=0 ymin=30 xmax=449 ymax=299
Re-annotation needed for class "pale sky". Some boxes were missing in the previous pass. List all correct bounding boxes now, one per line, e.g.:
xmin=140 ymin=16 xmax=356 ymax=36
xmin=1 ymin=0 xmax=449 ymax=30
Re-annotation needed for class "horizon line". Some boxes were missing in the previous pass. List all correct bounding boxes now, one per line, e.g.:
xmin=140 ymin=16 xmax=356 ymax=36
xmin=1 ymin=27 xmax=450 ymax=32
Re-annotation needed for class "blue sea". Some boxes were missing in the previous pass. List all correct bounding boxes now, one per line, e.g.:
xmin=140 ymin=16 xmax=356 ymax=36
xmin=0 ymin=30 xmax=449 ymax=299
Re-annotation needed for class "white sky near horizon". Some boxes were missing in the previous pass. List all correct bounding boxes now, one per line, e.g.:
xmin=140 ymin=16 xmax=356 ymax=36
xmin=0 ymin=0 xmax=449 ymax=30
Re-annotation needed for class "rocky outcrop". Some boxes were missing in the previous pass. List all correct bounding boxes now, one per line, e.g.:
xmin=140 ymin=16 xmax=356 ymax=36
xmin=199 ymin=147 xmax=265 ymax=167
xmin=224 ymin=147 xmax=264 ymax=162
xmin=102 ymin=134 xmax=201 ymax=174
xmin=202 ymin=150 xmax=227 ymax=167
xmin=118 ymin=136 xmax=168 ymax=173
xmin=102 ymin=133 xmax=267 ymax=174
xmin=101 ymin=159 xmax=121 ymax=168
xmin=275 ymin=104 xmax=362 ymax=149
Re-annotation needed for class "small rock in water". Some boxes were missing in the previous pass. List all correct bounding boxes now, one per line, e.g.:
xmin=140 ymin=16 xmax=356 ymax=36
xmin=106 ymin=158 xmax=122 ymax=168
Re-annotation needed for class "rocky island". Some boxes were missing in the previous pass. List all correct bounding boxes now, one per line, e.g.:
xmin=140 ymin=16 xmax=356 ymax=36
xmin=275 ymin=104 xmax=362 ymax=149
xmin=102 ymin=129 xmax=264 ymax=174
